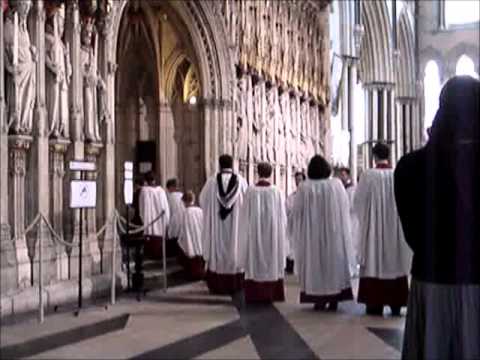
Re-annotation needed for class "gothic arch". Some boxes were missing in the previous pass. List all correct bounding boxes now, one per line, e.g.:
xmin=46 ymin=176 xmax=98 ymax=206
xmin=396 ymin=7 xmax=416 ymax=97
xmin=111 ymin=0 xmax=233 ymax=102
xmin=359 ymin=0 xmax=394 ymax=84
xmin=446 ymin=42 xmax=480 ymax=75
xmin=419 ymin=46 xmax=446 ymax=81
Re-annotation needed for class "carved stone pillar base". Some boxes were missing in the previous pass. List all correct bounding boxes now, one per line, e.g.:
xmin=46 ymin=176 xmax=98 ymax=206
xmin=8 ymin=135 xmax=32 ymax=289
xmin=50 ymin=138 xmax=70 ymax=280
xmin=85 ymin=142 xmax=103 ymax=275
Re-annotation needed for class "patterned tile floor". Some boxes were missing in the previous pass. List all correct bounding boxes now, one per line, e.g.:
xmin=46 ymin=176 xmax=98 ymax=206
xmin=0 ymin=276 xmax=404 ymax=359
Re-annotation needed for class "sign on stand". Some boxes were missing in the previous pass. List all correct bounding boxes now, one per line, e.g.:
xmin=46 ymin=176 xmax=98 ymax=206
xmin=68 ymin=160 xmax=97 ymax=314
xmin=124 ymin=162 xmax=134 ymax=206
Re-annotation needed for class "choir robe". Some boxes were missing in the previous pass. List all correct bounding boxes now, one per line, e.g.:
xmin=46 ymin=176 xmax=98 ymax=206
xmin=346 ymin=185 xmax=360 ymax=277
xmin=139 ymin=186 xmax=171 ymax=259
xmin=199 ymin=172 xmax=248 ymax=294
xmin=166 ymin=191 xmax=184 ymax=257
xmin=286 ymin=192 xmax=297 ymax=264
xmin=292 ymin=178 xmax=354 ymax=305
xmin=178 ymin=206 xmax=205 ymax=280
xmin=239 ymin=181 xmax=288 ymax=303
xmin=353 ymin=165 xmax=412 ymax=310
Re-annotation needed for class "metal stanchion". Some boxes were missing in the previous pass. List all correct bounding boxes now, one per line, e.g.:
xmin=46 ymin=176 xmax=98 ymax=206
xmin=111 ymin=213 xmax=117 ymax=305
xmin=38 ymin=219 xmax=44 ymax=324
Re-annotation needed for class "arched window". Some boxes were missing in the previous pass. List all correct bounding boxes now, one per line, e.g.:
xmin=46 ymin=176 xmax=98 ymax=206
xmin=444 ymin=0 xmax=480 ymax=27
xmin=455 ymin=54 xmax=479 ymax=78
xmin=423 ymin=60 xmax=441 ymax=131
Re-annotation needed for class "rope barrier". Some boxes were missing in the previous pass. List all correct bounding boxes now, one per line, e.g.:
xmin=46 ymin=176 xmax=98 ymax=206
xmin=114 ymin=209 xmax=166 ymax=235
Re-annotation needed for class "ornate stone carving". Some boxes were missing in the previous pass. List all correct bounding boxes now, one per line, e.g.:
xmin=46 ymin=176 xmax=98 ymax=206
xmin=45 ymin=4 xmax=72 ymax=139
xmin=4 ymin=0 xmax=36 ymax=135
xmin=81 ymin=19 xmax=105 ymax=143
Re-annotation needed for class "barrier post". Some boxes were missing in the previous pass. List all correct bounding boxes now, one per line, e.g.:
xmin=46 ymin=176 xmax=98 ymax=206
xmin=111 ymin=213 xmax=117 ymax=305
xmin=163 ymin=216 xmax=167 ymax=292
xmin=38 ymin=217 xmax=44 ymax=323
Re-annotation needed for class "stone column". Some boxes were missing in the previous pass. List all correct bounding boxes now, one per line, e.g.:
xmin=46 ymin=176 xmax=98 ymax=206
xmin=0 ymin=0 xmax=15 ymax=294
xmin=49 ymin=140 xmax=70 ymax=280
xmin=65 ymin=0 xmax=86 ymax=279
xmin=85 ymin=142 xmax=103 ymax=275
xmin=8 ymin=136 xmax=32 ymax=289
xmin=347 ymin=59 xmax=358 ymax=184
xmin=98 ymin=8 xmax=118 ymax=276
xmin=27 ymin=0 xmax=58 ymax=285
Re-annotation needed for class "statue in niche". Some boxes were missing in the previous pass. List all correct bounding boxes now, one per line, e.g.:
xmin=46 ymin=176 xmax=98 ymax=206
xmin=138 ymin=97 xmax=149 ymax=141
xmin=252 ymin=82 xmax=264 ymax=162
xmin=45 ymin=4 xmax=71 ymax=139
xmin=265 ymin=87 xmax=276 ymax=163
xmin=234 ymin=77 xmax=248 ymax=161
xmin=4 ymin=0 xmax=36 ymax=135
xmin=276 ymin=91 xmax=287 ymax=166
xmin=299 ymin=101 xmax=309 ymax=166
xmin=81 ymin=18 xmax=106 ymax=143
xmin=310 ymin=105 xmax=318 ymax=154
xmin=289 ymin=95 xmax=298 ymax=166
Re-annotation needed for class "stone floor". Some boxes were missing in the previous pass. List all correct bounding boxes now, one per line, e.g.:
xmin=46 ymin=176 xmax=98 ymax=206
xmin=0 ymin=275 xmax=404 ymax=359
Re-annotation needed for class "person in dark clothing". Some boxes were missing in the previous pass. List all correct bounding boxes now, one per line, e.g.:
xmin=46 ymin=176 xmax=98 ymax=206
xmin=395 ymin=76 xmax=480 ymax=359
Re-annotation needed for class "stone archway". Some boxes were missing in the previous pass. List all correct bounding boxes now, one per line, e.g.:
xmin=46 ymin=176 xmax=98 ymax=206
xmin=110 ymin=0 xmax=234 ymax=193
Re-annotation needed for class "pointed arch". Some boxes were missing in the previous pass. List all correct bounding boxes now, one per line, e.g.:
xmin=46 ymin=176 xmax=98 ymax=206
xmin=396 ymin=7 xmax=416 ymax=97
xmin=359 ymin=0 xmax=394 ymax=84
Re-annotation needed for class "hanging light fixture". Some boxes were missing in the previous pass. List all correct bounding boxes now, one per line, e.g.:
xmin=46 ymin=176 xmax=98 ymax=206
xmin=353 ymin=0 xmax=364 ymax=58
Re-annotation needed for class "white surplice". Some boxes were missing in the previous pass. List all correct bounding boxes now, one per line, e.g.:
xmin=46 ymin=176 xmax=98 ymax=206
xmin=178 ymin=206 xmax=204 ymax=258
xmin=166 ymin=191 xmax=184 ymax=239
xmin=286 ymin=192 xmax=297 ymax=260
xmin=139 ymin=186 xmax=170 ymax=237
xmin=346 ymin=185 xmax=360 ymax=275
xmin=239 ymin=185 xmax=288 ymax=282
xmin=292 ymin=178 xmax=352 ymax=295
xmin=353 ymin=169 xmax=412 ymax=279
xmin=199 ymin=173 xmax=248 ymax=274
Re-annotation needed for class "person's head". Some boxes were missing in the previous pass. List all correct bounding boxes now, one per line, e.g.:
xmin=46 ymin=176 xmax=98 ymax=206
xmin=166 ymin=178 xmax=178 ymax=192
xmin=307 ymin=155 xmax=332 ymax=180
xmin=144 ymin=172 xmax=156 ymax=186
xmin=182 ymin=190 xmax=195 ymax=206
xmin=430 ymin=75 xmax=480 ymax=148
xmin=372 ymin=143 xmax=390 ymax=163
xmin=134 ymin=178 xmax=146 ymax=189
xmin=338 ymin=167 xmax=351 ymax=187
xmin=257 ymin=162 xmax=273 ymax=179
xmin=294 ymin=171 xmax=306 ymax=187
xmin=218 ymin=154 xmax=233 ymax=170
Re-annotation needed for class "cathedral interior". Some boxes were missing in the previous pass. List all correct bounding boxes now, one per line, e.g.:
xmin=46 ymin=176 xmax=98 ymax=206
xmin=0 ymin=0 xmax=478 ymax=359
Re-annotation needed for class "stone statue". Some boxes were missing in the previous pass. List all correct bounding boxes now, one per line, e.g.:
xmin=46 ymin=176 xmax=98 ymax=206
xmin=81 ymin=19 xmax=106 ymax=142
xmin=45 ymin=4 xmax=71 ymax=139
xmin=4 ymin=0 xmax=36 ymax=135
xmin=252 ymin=81 xmax=264 ymax=162
xmin=138 ymin=97 xmax=148 ymax=141
xmin=289 ymin=94 xmax=299 ymax=166
xmin=265 ymin=87 xmax=276 ymax=163
xmin=278 ymin=92 xmax=289 ymax=166
xmin=234 ymin=77 xmax=248 ymax=161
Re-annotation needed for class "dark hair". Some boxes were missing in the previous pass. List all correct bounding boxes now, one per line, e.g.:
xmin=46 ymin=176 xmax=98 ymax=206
xmin=307 ymin=155 xmax=332 ymax=180
xmin=166 ymin=178 xmax=178 ymax=189
xmin=219 ymin=154 xmax=233 ymax=170
xmin=144 ymin=172 xmax=156 ymax=186
xmin=339 ymin=167 xmax=351 ymax=175
xmin=258 ymin=162 xmax=273 ymax=178
xmin=372 ymin=143 xmax=390 ymax=161
xmin=182 ymin=190 xmax=195 ymax=204
xmin=294 ymin=171 xmax=306 ymax=181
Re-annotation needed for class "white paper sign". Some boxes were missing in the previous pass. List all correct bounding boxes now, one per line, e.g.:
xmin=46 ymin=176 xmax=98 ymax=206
xmin=124 ymin=169 xmax=133 ymax=180
xmin=124 ymin=161 xmax=133 ymax=171
xmin=70 ymin=180 xmax=97 ymax=209
xmin=69 ymin=161 xmax=96 ymax=171
xmin=124 ymin=179 xmax=133 ymax=205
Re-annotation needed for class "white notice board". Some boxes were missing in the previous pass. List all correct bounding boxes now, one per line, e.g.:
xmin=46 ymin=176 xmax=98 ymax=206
xmin=124 ymin=179 xmax=133 ymax=205
xmin=70 ymin=180 xmax=97 ymax=209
